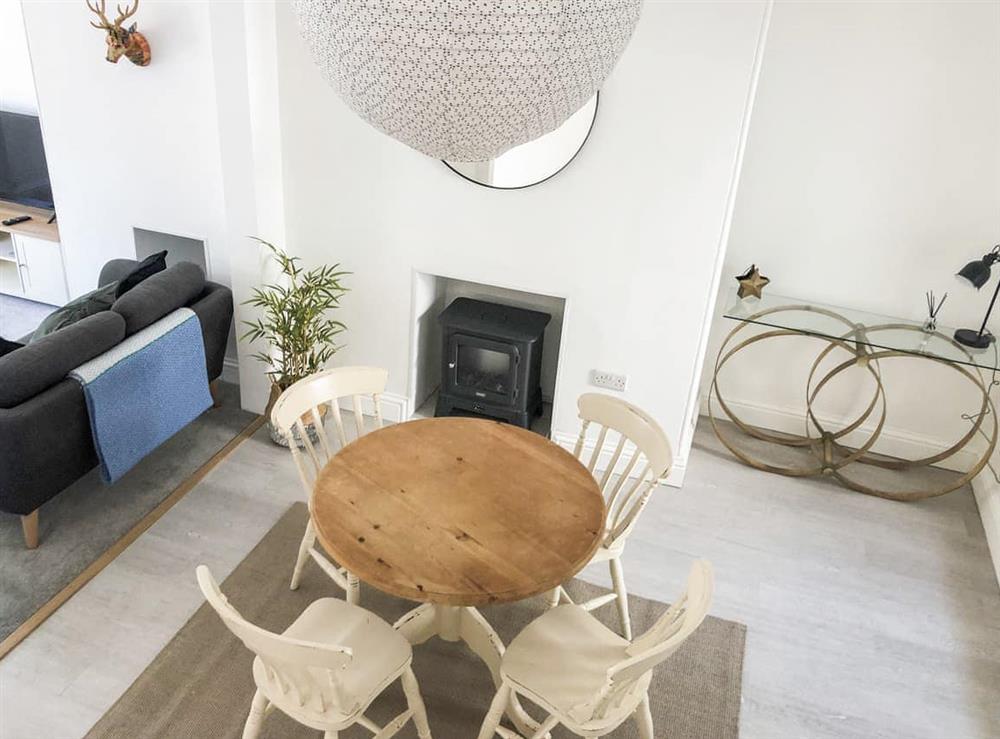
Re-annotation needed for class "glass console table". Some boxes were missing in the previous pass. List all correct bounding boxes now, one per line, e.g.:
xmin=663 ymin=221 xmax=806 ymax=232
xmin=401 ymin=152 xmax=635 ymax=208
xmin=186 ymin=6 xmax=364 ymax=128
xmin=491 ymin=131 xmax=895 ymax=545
xmin=709 ymin=289 xmax=998 ymax=500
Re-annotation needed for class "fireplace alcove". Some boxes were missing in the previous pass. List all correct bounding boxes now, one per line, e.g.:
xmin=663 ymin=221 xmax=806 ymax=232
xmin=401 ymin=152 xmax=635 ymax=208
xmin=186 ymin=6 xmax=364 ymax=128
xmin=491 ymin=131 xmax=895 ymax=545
xmin=133 ymin=227 xmax=208 ymax=276
xmin=409 ymin=272 xmax=567 ymax=437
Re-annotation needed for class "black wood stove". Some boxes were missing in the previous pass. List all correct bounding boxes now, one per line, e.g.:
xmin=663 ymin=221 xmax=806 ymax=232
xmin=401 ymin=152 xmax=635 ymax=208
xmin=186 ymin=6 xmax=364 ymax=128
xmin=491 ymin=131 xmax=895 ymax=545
xmin=435 ymin=297 xmax=551 ymax=428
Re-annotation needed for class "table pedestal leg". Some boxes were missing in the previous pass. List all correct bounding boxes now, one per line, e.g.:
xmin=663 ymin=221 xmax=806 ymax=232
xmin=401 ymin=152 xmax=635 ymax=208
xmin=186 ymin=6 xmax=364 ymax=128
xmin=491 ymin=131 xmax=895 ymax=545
xmin=394 ymin=603 xmax=438 ymax=645
xmin=393 ymin=603 xmax=547 ymax=737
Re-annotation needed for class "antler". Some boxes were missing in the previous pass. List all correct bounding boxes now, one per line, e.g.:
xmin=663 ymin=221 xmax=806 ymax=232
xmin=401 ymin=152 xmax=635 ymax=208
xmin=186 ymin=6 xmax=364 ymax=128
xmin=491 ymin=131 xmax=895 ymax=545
xmin=86 ymin=0 xmax=113 ymax=30
xmin=114 ymin=0 xmax=139 ymax=26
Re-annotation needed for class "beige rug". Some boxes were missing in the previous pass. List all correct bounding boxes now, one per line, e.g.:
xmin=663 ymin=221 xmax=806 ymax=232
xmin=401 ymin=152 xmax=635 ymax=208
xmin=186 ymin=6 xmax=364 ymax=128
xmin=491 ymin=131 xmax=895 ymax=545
xmin=87 ymin=504 xmax=746 ymax=738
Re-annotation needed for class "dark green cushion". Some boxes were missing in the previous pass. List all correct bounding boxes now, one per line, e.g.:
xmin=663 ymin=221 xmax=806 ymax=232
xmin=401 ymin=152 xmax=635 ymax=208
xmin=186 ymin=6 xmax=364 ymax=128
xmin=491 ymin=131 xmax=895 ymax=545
xmin=0 ymin=338 xmax=23 ymax=357
xmin=115 ymin=250 xmax=167 ymax=298
xmin=30 ymin=281 xmax=119 ymax=342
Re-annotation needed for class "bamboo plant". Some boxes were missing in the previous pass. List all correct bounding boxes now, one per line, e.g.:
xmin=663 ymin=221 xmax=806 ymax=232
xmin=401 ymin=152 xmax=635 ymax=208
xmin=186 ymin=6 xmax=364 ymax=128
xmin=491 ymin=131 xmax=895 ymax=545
xmin=241 ymin=238 xmax=349 ymax=396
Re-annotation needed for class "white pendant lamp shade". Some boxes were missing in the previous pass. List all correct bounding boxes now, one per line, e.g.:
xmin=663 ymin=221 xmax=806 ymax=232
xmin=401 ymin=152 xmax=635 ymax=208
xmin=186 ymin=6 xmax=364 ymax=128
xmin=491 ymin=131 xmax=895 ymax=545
xmin=290 ymin=0 xmax=642 ymax=162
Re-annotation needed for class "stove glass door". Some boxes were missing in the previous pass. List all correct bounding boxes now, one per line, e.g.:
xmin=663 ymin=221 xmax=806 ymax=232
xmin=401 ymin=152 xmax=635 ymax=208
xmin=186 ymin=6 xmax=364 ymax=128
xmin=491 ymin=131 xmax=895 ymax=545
xmin=448 ymin=333 xmax=517 ymax=405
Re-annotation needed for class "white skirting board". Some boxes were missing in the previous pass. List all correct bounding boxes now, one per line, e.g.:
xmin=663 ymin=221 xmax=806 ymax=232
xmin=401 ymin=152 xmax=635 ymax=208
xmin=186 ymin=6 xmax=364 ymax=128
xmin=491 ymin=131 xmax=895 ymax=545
xmin=699 ymin=395 xmax=981 ymax=473
xmin=221 ymin=356 xmax=241 ymax=385
xmin=338 ymin=391 xmax=411 ymax=424
xmin=972 ymin=474 xmax=1000 ymax=591
xmin=700 ymin=394 xmax=1000 ymax=590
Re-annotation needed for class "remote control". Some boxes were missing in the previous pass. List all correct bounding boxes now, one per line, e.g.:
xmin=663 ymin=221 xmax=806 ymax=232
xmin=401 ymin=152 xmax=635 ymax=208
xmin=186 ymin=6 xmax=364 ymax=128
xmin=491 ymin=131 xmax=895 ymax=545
xmin=2 ymin=215 xmax=32 ymax=226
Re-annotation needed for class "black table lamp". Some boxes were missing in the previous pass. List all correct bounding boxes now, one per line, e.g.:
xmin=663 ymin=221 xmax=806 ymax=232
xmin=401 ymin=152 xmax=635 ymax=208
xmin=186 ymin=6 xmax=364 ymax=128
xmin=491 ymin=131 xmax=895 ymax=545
xmin=955 ymin=244 xmax=1000 ymax=348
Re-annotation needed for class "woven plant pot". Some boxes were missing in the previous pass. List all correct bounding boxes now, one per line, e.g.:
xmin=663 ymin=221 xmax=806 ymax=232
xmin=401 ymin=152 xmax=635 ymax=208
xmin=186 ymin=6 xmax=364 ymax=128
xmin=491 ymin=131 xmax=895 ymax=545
xmin=264 ymin=382 xmax=326 ymax=448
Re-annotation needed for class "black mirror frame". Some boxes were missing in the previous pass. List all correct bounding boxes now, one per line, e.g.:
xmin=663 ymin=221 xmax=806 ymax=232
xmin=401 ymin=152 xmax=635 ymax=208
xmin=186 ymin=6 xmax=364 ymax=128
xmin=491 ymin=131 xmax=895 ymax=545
xmin=441 ymin=92 xmax=600 ymax=191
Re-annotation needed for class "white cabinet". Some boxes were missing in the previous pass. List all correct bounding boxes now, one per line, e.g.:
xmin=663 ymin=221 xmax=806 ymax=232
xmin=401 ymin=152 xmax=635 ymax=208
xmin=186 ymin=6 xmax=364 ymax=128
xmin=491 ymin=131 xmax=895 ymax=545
xmin=0 ymin=202 xmax=68 ymax=306
xmin=15 ymin=234 xmax=68 ymax=305
xmin=0 ymin=233 xmax=68 ymax=306
xmin=0 ymin=233 xmax=24 ymax=296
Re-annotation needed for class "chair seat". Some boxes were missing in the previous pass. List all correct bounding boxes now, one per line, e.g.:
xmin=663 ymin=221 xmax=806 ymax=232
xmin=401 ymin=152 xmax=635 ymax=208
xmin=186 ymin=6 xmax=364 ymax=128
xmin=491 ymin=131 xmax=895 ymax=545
xmin=501 ymin=604 xmax=650 ymax=726
xmin=253 ymin=598 xmax=411 ymax=724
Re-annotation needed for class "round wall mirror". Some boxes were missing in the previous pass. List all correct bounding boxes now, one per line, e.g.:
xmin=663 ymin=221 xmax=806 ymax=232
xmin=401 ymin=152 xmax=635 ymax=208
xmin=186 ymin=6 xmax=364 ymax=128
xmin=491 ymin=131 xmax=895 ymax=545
xmin=443 ymin=93 xmax=599 ymax=190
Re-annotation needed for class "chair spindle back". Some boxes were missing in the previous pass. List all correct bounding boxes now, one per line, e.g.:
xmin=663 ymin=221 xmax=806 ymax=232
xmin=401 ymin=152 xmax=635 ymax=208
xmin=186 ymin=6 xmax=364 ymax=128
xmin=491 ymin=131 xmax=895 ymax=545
xmin=196 ymin=565 xmax=356 ymax=715
xmin=270 ymin=367 xmax=389 ymax=496
xmin=572 ymin=393 xmax=673 ymax=548
xmin=590 ymin=560 xmax=714 ymax=720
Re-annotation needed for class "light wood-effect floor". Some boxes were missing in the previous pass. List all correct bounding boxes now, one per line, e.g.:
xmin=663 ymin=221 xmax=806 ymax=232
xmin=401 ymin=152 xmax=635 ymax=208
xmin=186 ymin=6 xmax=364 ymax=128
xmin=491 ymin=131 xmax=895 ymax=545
xmin=1 ymin=420 xmax=998 ymax=738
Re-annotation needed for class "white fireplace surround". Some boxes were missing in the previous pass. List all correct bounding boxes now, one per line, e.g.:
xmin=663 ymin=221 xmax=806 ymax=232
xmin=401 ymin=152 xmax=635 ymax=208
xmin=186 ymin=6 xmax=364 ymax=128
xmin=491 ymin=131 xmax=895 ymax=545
xmin=408 ymin=271 xmax=567 ymax=419
xmin=220 ymin=0 xmax=774 ymax=491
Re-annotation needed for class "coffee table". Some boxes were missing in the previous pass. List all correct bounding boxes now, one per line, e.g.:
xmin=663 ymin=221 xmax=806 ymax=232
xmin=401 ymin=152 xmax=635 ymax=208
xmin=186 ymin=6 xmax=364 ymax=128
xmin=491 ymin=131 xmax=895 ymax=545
xmin=311 ymin=417 xmax=605 ymax=733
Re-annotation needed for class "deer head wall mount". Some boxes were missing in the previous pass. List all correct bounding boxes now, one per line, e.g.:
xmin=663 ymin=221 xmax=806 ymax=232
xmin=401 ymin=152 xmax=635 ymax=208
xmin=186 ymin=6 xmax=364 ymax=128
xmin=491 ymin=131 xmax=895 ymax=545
xmin=87 ymin=0 xmax=151 ymax=67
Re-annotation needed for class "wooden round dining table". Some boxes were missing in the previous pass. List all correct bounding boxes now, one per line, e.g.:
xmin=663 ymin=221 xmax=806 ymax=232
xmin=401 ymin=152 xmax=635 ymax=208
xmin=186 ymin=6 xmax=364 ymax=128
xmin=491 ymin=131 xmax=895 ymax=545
xmin=311 ymin=417 xmax=605 ymax=734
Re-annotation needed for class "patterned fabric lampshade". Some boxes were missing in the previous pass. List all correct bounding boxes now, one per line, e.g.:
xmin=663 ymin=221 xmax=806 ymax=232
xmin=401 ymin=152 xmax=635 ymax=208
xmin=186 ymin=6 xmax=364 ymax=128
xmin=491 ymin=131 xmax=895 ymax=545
xmin=290 ymin=0 xmax=643 ymax=162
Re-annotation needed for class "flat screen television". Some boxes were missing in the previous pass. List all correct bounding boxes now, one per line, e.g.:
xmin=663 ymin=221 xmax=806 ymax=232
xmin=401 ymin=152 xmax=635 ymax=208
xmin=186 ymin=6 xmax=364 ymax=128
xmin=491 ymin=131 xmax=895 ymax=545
xmin=0 ymin=110 xmax=54 ymax=210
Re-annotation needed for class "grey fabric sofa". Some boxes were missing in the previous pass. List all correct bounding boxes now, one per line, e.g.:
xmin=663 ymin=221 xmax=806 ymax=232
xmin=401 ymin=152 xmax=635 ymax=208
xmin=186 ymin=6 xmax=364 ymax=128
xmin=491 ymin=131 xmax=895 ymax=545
xmin=0 ymin=259 xmax=233 ymax=548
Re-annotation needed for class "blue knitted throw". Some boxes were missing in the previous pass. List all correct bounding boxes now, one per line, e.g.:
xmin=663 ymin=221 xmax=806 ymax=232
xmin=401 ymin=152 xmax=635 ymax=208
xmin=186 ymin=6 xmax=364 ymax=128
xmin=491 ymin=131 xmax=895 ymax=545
xmin=70 ymin=308 xmax=212 ymax=483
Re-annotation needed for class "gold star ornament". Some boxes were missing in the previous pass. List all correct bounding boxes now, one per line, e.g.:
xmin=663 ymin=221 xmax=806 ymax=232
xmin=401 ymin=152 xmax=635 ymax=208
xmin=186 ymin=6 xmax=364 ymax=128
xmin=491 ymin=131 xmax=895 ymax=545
xmin=736 ymin=264 xmax=770 ymax=299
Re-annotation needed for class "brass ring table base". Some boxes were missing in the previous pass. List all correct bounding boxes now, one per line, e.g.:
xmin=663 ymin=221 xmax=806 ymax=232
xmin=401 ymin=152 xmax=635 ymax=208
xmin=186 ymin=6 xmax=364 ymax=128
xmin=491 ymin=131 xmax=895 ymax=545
xmin=709 ymin=305 xmax=998 ymax=501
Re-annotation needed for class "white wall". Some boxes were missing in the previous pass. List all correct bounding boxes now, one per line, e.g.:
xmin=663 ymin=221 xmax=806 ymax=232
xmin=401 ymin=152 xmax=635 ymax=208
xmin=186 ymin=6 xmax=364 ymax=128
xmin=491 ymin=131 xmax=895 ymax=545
xmin=249 ymin=0 xmax=771 ymax=476
xmin=21 ymin=0 xmax=231 ymax=298
xmin=701 ymin=1 xmax=1000 ymax=579
xmin=703 ymin=0 xmax=1000 ymax=456
xmin=0 ymin=1 xmax=37 ymax=115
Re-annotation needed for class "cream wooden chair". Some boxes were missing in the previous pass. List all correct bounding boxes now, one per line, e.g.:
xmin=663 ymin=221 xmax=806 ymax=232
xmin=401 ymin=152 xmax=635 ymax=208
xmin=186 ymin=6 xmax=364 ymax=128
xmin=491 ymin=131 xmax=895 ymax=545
xmin=196 ymin=565 xmax=432 ymax=739
xmin=270 ymin=366 xmax=390 ymax=599
xmin=479 ymin=560 xmax=713 ymax=739
xmin=549 ymin=393 xmax=674 ymax=639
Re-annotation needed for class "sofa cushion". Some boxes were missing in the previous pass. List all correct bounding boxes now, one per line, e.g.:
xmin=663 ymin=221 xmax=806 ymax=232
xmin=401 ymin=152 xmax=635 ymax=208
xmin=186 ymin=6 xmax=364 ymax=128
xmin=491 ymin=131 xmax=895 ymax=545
xmin=30 ymin=281 xmax=119 ymax=342
xmin=99 ymin=258 xmax=139 ymax=288
xmin=0 ymin=311 xmax=126 ymax=408
xmin=115 ymin=250 xmax=167 ymax=298
xmin=111 ymin=262 xmax=206 ymax=337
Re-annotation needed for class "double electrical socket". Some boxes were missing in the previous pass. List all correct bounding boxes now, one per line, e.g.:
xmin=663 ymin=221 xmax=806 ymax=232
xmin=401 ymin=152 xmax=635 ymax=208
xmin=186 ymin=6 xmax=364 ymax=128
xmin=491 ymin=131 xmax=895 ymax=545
xmin=591 ymin=370 xmax=628 ymax=392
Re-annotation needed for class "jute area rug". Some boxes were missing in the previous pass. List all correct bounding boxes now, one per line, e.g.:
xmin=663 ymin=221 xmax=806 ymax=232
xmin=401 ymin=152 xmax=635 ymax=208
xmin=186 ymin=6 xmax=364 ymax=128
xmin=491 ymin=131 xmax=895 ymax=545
xmin=87 ymin=503 xmax=746 ymax=738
